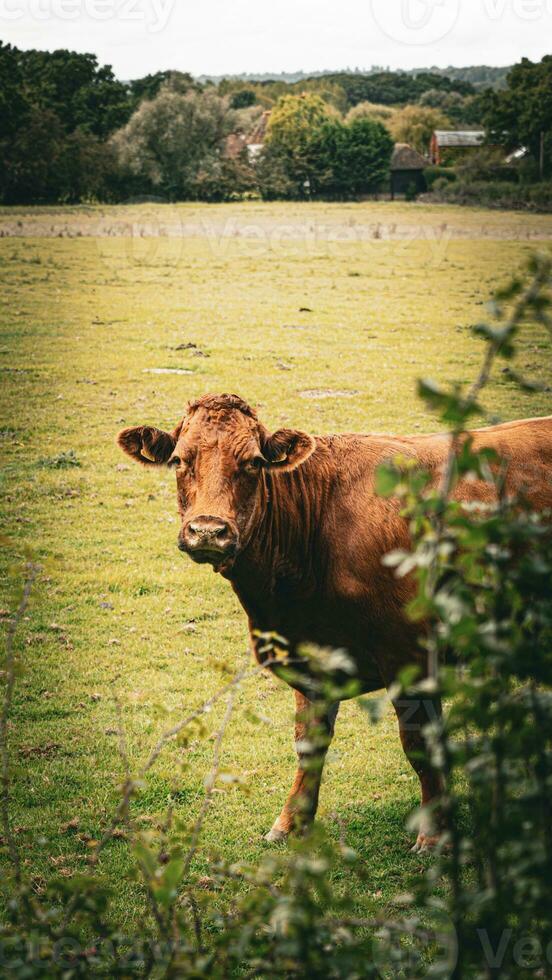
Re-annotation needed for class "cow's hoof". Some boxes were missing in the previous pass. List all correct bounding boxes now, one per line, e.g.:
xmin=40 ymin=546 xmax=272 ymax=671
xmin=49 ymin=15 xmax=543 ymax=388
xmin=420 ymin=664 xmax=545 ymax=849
xmin=264 ymin=825 xmax=289 ymax=843
xmin=410 ymin=832 xmax=440 ymax=854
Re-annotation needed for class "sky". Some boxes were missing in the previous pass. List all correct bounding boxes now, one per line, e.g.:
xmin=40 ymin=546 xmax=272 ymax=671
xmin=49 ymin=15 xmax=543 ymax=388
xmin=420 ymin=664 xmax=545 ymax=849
xmin=1 ymin=0 xmax=551 ymax=80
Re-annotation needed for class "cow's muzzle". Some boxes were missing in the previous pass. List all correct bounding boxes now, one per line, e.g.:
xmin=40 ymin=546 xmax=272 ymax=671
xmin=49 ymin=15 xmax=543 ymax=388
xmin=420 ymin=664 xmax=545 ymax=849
xmin=179 ymin=517 xmax=238 ymax=566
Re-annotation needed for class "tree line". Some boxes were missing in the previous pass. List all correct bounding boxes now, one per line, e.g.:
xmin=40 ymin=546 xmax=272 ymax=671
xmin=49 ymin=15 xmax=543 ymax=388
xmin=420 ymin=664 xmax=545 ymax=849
xmin=0 ymin=43 xmax=550 ymax=204
xmin=201 ymin=63 xmax=512 ymax=90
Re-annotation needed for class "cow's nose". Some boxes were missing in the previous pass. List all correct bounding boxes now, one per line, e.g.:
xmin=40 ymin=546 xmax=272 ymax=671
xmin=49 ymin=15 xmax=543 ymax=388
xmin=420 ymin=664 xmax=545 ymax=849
xmin=183 ymin=517 xmax=235 ymax=552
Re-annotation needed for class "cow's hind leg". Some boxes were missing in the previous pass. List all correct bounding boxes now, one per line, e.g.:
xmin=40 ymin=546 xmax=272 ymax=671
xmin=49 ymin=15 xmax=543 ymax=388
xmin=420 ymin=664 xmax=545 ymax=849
xmin=265 ymin=691 xmax=339 ymax=842
xmin=392 ymin=692 xmax=444 ymax=853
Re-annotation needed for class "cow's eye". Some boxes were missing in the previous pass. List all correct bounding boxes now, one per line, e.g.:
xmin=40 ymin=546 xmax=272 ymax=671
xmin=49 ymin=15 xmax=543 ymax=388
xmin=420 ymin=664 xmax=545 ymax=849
xmin=243 ymin=457 xmax=263 ymax=475
xmin=168 ymin=456 xmax=180 ymax=469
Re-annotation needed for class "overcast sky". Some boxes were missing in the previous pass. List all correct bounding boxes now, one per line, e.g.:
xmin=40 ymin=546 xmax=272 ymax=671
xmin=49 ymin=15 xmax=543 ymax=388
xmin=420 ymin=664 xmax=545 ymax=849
xmin=1 ymin=0 xmax=551 ymax=79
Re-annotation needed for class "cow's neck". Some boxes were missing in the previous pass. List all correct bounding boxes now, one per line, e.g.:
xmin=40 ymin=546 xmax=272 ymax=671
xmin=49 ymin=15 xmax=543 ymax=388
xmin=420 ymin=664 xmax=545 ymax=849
xmin=228 ymin=453 xmax=330 ymax=621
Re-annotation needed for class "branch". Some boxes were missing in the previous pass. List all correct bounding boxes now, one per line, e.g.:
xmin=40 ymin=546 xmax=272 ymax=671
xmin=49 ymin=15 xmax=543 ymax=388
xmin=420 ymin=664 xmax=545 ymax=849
xmin=182 ymin=687 xmax=236 ymax=879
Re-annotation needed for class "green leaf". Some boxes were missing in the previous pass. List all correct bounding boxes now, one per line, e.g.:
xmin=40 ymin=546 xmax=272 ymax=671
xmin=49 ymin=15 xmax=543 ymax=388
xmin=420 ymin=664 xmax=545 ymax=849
xmin=375 ymin=464 xmax=401 ymax=497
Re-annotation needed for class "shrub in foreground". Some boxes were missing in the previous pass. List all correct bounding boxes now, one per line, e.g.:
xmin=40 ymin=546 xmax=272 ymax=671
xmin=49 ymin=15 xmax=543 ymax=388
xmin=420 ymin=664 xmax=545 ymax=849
xmin=377 ymin=253 xmax=552 ymax=977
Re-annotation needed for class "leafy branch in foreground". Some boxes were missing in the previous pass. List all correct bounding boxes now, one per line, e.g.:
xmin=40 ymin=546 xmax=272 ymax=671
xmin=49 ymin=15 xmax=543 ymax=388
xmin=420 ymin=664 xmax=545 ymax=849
xmin=377 ymin=251 xmax=552 ymax=979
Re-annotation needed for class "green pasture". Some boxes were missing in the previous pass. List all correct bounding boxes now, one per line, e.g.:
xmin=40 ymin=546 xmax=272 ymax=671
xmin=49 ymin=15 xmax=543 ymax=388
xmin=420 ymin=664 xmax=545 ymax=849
xmin=1 ymin=201 xmax=551 ymax=929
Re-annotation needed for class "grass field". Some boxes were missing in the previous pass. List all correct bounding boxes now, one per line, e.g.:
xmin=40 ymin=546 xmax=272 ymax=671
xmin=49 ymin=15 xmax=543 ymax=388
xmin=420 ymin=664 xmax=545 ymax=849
xmin=1 ymin=201 xmax=552 ymax=931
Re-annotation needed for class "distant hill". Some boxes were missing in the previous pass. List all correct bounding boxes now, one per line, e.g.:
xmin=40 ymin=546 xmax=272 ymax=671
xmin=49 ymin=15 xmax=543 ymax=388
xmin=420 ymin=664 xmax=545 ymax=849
xmin=412 ymin=65 xmax=511 ymax=89
xmin=197 ymin=65 xmax=511 ymax=90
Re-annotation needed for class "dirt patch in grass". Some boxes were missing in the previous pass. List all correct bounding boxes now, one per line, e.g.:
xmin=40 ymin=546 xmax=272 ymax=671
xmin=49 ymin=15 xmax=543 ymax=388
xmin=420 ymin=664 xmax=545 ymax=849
xmin=143 ymin=367 xmax=195 ymax=375
xmin=299 ymin=388 xmax=360 ymax=399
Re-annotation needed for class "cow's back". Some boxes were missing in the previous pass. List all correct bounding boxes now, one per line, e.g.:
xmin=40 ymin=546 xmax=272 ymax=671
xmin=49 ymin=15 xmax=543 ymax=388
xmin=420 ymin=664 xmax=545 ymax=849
xmin=459 ymin=415 xmax=552 ymax=509
xmin=470 ymin=415 xmax=552 ymax=465
xmin=390 ymin=415 xmax=552 ymax=510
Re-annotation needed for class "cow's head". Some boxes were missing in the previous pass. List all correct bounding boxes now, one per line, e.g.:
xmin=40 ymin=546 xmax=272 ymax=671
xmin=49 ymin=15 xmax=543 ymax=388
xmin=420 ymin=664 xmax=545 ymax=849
xmin=117 ymin=394 xmax=315 ymax=571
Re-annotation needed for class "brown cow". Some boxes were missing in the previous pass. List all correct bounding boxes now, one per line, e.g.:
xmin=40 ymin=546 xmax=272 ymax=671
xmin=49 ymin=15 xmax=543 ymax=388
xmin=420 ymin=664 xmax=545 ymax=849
xmin=118 ymin=394 xmax=552 ymax=851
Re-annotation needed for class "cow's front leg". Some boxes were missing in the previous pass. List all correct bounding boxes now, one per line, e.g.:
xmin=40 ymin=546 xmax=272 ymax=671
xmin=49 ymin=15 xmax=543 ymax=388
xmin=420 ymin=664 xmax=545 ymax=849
xmin=265 ymin=691 xmax=339 ymax=842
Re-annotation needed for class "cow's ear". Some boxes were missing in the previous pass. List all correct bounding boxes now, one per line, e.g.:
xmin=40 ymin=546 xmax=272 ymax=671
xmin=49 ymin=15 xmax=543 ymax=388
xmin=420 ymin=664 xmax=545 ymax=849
xmin=262 ymin=428 xmax=316 ymax=473
xmin=117 ymin=425 xmax=176 ymax=466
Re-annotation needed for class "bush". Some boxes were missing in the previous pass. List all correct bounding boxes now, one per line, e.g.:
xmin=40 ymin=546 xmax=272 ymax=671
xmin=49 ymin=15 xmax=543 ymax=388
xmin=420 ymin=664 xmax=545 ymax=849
xmin=526 ymin=181 xmax=552 ymax=209
xmin=431 ymin=176 xmax=452 ymax=193
xmin=456 ymin=148 xmax=520 ymax=184
xmin=229 ymin=89 xmax=257 ymax=109
xmin=423 ymin=165 xmax=457 ymax=189
xmin=377 ymin=253 xmax=552 ymax=978
xmin=256 ymin=143 xmax=299 ymax=200
xmin=345 ymin=100 xmax=397 ymax=125
xmin=388 ymin=104 xmax=450 ymax=154
xmin=428 ymin=178 xmax=552 ymax=212
xmin=193 ymin=155 xmax=256 ymax=202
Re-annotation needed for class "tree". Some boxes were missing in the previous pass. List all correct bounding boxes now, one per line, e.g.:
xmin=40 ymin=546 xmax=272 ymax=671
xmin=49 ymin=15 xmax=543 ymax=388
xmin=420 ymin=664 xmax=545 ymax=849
xmin=0 ymin=42 xmax=29 ymax=142
xmin=194 ymin=154 xmax=255 ymax=201
xmin=307 ymin=118 xmax=393 ymax=198
xmin=0 ymin=108 xmax=117 ymax=204
xmin=57 ymin=129 xmax=118 ymax=202
xmin=345 ymin=101 xmax=397 ymax=126
xmin=419 ymin=88 xmax=456 ymax=110
xmin=306 ymin=70 xmax=474 ymax=108
xmin=14 ymin=46 xmax=132 ymax=138
xmin=482 ymin=55 xmax=552 ymax=177
xmin=342 ymin=118 xmax=393 ymax=194
xmin=110 ymin=86 xmax=237 ymax=199
xmin=258 ymin=114 xmax=392 ymax=200
xmin=389 ymin=105 xmax=450 ymax=154
xmin=130 ymin=70 xmax=196 ymax=106
xmin=0 ymin=42 xmax=131 ymax=203
xmin=288 ymin=78 xmax=348 ymax=114
xmin=267 ymin=93 xmax=335 ymax=155
xmin=1 ymin=107 xmax=65 ymax=203
xmin=418 ymin=88 xmax=483 ymax=126
xmin=256 ymin=143 xmax=298 ymax=200
xmin=229 ymin=88 xmax=257 ymax=109
xmin=261 ymin=93 xmax=336 ymax=194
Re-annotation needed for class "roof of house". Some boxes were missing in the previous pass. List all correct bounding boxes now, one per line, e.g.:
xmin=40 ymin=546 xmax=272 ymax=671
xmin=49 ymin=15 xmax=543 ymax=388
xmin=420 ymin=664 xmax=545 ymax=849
xmin=391 ymin=142 xmax=428 ymax=171
xmin=224 ymin=132 xmax=248 ymax=159
xmin=224 ymin=109 xmax=272 ymax=161
xmin=433 ymin=130 xmax=485 ymax=148
xmin=246 ymin=109 xmax=271 ymax=147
